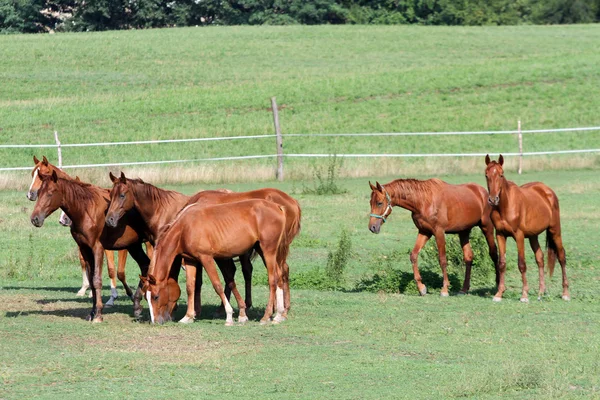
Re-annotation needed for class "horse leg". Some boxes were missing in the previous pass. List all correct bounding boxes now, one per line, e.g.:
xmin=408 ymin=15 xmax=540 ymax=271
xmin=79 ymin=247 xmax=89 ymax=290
xmin=116 ymin=249 xmax=134 ymax=300
xmin=199 ymin=255 xmax=234 ymax=326
xmin=529 ymin=236 xmax=546 ymax=300
xmin=127 ymin=243 xmax=151 ymax=319
xmin=434 ymin=232 xmax=450 ymax=297
xmin=493 ymin=234 xmax=507 ymax=302
xmin=550 ymin=231 xmax=570 ymax=301
xmin=458 ymin=230 xmax=474 ymax=294
xmin=281 ymin=261 xmax=290 ymax=318
xmin=215 ymin=258 xmax=235 ymax=317
xmin=480 ymin=219 xmax=499 ymax=287
xmin=91 ymin=244 xmax=105 ymax=323
xmin=240 ymin=252 xmax=254 ymax=309
xmin=216 ymin=258 xmax=247 ymax=322
xmin=410 ymin=232 xmax=431 ymax=296
xmin=515 ymin=232 xmax=529 ymax=303
xmin=104 ymin=250 xmax=118 ymax=307
xmin=76 ymin=249 xmax=90 ymax=297
xmin=180 ymin=260 xmax=198 ymax=323
xmin=79 ymin=245 xmax=97 ymax=320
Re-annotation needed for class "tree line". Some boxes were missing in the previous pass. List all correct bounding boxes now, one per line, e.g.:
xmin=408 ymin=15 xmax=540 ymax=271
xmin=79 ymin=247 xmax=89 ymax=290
xmin=1 ymin=0 xmax=599 ymax=33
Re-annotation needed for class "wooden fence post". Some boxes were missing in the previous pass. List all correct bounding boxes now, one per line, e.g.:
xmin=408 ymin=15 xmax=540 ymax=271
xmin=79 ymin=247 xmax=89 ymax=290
xmin=54 ymin=131 xmax=62 ymax=169
xmin=271 ymin=97 xmax=284 ymax=181
xmin=517 ymin=120 xmax=522 ymax=175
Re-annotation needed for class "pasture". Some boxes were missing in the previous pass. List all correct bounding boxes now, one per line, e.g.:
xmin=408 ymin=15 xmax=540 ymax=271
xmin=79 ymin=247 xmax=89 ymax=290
xmin=1 ymin=169 xmax=600 ymax=398
xmin=1 ymin=24 xmax=600 ymax=187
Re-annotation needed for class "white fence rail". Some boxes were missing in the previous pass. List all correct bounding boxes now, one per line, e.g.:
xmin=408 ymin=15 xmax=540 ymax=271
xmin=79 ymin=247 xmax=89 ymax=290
xmin=1 ymin=115 xmax=599 ymax=177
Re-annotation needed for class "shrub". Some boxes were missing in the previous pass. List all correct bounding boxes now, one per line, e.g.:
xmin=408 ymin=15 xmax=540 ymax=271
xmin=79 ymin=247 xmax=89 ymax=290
xmin=302 ymin=155 xmax=347 ymax=195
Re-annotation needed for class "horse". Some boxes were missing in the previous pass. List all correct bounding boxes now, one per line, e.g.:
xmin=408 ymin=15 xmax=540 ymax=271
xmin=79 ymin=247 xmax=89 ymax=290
xmin=30 ymin=170 xmax=151 ymax=322
xmin=27 ymin=156 xmax=130 ymax=305
xmin=484 ymin=154 xmax=570 ymax=302
xmin=368 ymin=179 xmax=499 ymax=296
xmin=141 ymin=199 xmax=289 ymax=325
xmin=104 ymin=172 xmax=249 ymax=323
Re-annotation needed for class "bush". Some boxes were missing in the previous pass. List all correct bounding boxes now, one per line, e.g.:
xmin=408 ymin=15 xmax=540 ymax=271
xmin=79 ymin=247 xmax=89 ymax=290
xmin=302 ymin=155 xmax=347 ymax=195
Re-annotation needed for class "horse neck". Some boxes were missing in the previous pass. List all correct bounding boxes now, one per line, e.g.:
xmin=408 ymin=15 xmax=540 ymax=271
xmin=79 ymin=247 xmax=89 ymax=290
xmin=130 ymin=182 xmax=190 ymax=237
xmin=497 ymin=178 xmax=514 ymax=214
xmin=150 ymin=226 xmax=181 ymax=283
xmin=384 ymin=181 xmax=421 ymax=213
xmin=58 ymin=179 xmax=104 ymax=224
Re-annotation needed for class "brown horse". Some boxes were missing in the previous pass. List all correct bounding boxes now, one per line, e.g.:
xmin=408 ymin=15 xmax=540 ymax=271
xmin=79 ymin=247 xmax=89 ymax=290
xmin=28 ymin=156 xmax=131 ymax=304
xmin=30 ymin=170 xmax=151 ymax=322
xmin=142 ymin=199 xmax=289 ymax=325
xmin=484 ymin=154 xmax=570 ymax=302
xmin=184 ymin=188 xmax=301 ymax=320
xmin=368 ymin=179 xmax=499 ymax=296
xmin=104 ymin=172 xmax=250 ymax=323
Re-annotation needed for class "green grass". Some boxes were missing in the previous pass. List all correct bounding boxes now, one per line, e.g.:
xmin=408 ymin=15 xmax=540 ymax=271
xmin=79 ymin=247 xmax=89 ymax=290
xmin=1 ymin=169 xmax=600 ymax=398
xmin=1 ymin=25 xmax=600 ymax=187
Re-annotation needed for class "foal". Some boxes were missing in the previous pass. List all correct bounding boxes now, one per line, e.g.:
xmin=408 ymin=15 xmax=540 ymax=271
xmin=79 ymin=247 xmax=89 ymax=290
xmin=369 ymin=179 xmax=499 ymax=296
xmin=143 ymin=200 xmax=289 ymax=325
xmin=484 ymin=155 xmax=570 ymax=302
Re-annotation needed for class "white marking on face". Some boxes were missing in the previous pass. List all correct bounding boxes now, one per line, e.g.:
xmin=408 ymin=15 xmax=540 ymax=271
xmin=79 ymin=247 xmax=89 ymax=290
xmin=28 ymin=168 xmax=39 ymax=197
xmin=146 ymin=290 xmax=155 ymax=323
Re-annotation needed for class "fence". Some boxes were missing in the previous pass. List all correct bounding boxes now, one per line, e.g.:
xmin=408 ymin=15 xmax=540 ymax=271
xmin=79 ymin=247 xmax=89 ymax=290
xmin=1 ymin=98 xmax=599 ymax=180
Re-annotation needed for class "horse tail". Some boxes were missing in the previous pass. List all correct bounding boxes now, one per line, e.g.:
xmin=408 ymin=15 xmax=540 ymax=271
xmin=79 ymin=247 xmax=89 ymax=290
xmin=546 ymin=229 xmax=557 ymax=279
xmin=275 ymin=205 xmax=290 ymax=277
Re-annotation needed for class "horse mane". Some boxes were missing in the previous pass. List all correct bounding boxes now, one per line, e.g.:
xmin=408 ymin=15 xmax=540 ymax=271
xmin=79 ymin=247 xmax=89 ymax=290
xmin=128 ymin=178 xmax=179 ymax=208
xmin=385 ymin=178 xmax=444 ymax=205
xmin=56 ymin=177 xmax=104 ymax=204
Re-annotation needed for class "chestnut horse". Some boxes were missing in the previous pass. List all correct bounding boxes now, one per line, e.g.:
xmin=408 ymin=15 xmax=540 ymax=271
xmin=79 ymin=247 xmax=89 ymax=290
xmin=368 ymin=179 xmax=499 ymax=296
xmin=142 ymin=200 xmax=289 ymax=325
xmin=27 ymin=156 xmax=130 ymax=305
xmin=30 ymin=170 xmax=151 ymax=322
xmin=104 ymin=172 xmax=250 ymax=323
xmin=484 ymin=155 xmax=570 ymax=302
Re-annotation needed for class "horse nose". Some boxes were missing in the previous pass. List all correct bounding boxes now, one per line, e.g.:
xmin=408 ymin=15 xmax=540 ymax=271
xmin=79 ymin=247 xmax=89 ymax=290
xmin=27 ymin=192 xmax=36 ymax=201
xmin=369 ymin=224 xmax=379 ymax=234
xmin=106 ymin=216 xmax=115 ymax=227
xmin=31 ymin=216 xmax=40 ymax=227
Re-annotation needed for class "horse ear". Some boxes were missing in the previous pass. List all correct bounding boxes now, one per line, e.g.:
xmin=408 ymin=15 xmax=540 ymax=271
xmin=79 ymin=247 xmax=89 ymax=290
xmin=119 ymin=172 xmax=127 ymax=183
xmin=109 ymin=172 xmax=119 ymax=183
xmin=369 ymin=181 xmax=377 ymax=191
xmin=498 ymin=154 xmax=504 ymax=166
xmin=51 ymin=169 xmax=58 ymax=182
xmin=147 ymin=274 xmax=157 ymax=286
xmin=75 ymin=176 xmax=81 ymax=182
xmin=33 ymin=155 xmax=40 ymax=165
xmin=485 ymin=154 xmax=491 ymax=165
xmin=42 ymin=156 xmax=49 ymax=165
xmin=375 ymin=181 xmax=383 ymax=192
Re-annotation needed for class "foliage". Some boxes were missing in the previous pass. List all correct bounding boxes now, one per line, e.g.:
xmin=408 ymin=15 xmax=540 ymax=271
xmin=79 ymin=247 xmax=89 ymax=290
xmin=1 ymin=0 xmax=600 ymax=32
xmin=302 ymin=155 xmax=348 ymax=195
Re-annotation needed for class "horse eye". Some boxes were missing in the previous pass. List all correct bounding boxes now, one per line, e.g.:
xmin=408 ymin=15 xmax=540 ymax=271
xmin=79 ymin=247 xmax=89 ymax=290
xmin=153 ymin=295 xmax=159 ymax=301
xmin=120 ymin=193 xmax=126 ymax=199
xmin=377 ymin=202 xmax=383 ymax=207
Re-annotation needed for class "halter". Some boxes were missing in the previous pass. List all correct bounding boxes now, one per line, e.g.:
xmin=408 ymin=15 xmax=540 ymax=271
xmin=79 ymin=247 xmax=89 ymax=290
xmin=370 ymin=189 xmax=393 ymax=223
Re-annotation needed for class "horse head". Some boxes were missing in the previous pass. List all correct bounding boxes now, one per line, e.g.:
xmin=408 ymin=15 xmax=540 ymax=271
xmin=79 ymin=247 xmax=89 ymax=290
xmin=141 ymin=273 xmax=180 ymax=324
xmin=28 ymin=155 xmax=54 ymax=201
xmin=30 ymin=169 xmax=61 ymax=228
xmin=484 ymin=154 xmax=505 ymax=206
xmin=106 ymin=172 xmax=132 ymax=228
xmin=368 ymin=181 xmax=393 ymax=234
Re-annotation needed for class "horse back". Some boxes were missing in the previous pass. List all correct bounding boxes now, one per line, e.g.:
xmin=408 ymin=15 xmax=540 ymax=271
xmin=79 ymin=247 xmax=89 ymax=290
xmin=435 ymin=182 xmax=488 ymax=231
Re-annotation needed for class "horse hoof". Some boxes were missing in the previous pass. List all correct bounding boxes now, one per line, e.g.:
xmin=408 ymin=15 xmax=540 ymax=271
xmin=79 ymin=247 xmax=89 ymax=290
xmin=272 ymin=315 xmax=286 ymax=324
xmin=419 ymin=286 xmax=427 ymax=296
xmin=225 ymin=320 xmax=235 ymax=327
xmin=457 ymin=291 xmax=467 ymax=296
xmin=105 ymin=298 xmax=115 ymax=307
xmin=492 ymin=296 xmax=502 ymax=302
xmin=520 ymin=297 xmax=529 ymax=303
xmin=92 ymin=316 xmax=103 ymax=323
xmin=440 ymin=292 xmax=449 ymax=298
xmin=179 ymin=316 xmax=194 ymax=324
xmin=88 ymin=292 xmax=93 ymax=298
xmin=259 ymin=319 xmax=271 ymax=325
xmin=76 ymin=290 xmax=86 ymax=297
xmin=238 ymin=316 xmax=249 ymax=324
xmin=562 ymin=295 xmax=571 ymax=301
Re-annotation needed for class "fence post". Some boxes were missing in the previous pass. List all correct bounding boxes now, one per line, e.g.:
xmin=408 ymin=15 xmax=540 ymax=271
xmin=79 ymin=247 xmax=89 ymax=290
xmin=271 ymin=97 xmax=284 ymax=181
xmin=517 ymin=120 xmax=522 ymax=175
xmin=54 ymin=131 xmax=62 ymax=169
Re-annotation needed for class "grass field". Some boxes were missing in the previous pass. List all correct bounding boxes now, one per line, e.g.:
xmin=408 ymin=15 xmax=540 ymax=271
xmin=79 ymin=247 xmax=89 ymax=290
xmin=1 ymin=25 xmax=600 ymax=188
xmin=1 ymin=169 xmax=600 ymax=398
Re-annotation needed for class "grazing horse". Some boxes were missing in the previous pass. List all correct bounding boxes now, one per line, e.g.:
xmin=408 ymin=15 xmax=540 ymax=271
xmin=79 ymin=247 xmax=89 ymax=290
xmin=368 ymin=179 xmax=499 ymax=296
xmin=484 ymin=155 xmax=570 ymax=302
xmin=142 ymin=200 xmax=289 ymax=325
xmin=29 ymin=170 xmax=151 ymax=322
xmin=104 ymin=172 xmax=248 ymax=322
xmin=27 ymin=156 xmax=130 ymax=305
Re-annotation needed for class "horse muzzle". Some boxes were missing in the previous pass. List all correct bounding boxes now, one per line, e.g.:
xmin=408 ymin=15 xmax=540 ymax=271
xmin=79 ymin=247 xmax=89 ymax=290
xmin=488 ymin=196 xmax=500 ymax=206
xmin=369 ymin=224 xmax=381 ymax=234
xmin=30 ymin=214 xmax=45 ymax=227
xmin=27 ymin=191 xmax=37 ymax=201
xmin=105 ymin=214 xmax=119 ymax=228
